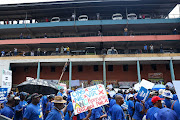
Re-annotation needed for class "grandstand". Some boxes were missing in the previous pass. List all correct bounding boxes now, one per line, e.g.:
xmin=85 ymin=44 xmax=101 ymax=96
xmin=0 ymin=0 xmax=180 ymax=88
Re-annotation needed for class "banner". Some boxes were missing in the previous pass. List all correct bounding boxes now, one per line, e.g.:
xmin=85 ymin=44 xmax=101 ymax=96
xmin=2 ymin=69 xmax=12 ymax=93
xmin=172 ymin=81 xmax=180 ymax=102
xmin=136 ymin=86 xmax=150 ymax=101
xmin=71 ymin=84 xmax=109 ymax=115
xmin=0 ymin=88 xmax=8 ymax=102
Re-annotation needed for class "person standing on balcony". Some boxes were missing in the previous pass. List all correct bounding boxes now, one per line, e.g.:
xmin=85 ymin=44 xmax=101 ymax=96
xmin=124 ymin=28 xmax=128 ymax=36
xmin=66 ymin=46 xmax=70 ymax=55
xmin=160 ymin=44 xmax=163 ymax=53
xmin=14 ymin=48 xmax=18 ymax=56
xmin=37 ymin=48 xmax=41 ymax=56
xmin=150 ymin=44 xmax=154 ymax=53
xmin=44 ymin=33 xmax=47 ymax=38
xmin=1 ymin=50 xmax=5 ymax=57
xmin=45 ymin=18 xmax=49 ymax=22
xmin=173 ymin=28 xmax=177 ymax=35
xmin=20 ymin=33 xmax=23 ymax=39
xmin=60 ymin=46 xmax=64 ymax=55
xmin=144 ymin=44 xmax=148 ymax=53
xmin=56 ymin=47 xmax=59 ymax=55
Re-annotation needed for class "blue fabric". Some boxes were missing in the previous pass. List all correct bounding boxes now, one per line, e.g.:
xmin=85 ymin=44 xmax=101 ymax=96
xmin=90 ymin=107 xmax=104 ymax=120
xmin=78 ymin=112 xmax=88 ymax=120
xmin=45 ymin=109 xmax=63 ymax=120
xmin=64 ymin=102 xmax=73 ymax=120
xmin=164 ymin=99 xmax=172 ymax=108
xmin=111 ymin=104 xmax=125 ymax=120
xmin=23 ymin=103 xmax=43 ymax=120
xmin=159 ymin=95 xmax=164 ymax=98
xmin=42 ymin=96 xmax=48 ymax=115
xmin=173 ymin=94 xmax=178 ymax=100
xmin=156 ymin=108 xmax=178 ymax=120
xmin=14 ymin=100 xmax=28 ymax=120
xmin=109 ymin=99 xmax=116 ymax=115
xmin=1 ymin=105 xmax=14 ymax=119
xmin=67 ymin=95 xmax=71 ymax=103
xmin=128 ymin=100 xmax=134 ymax=117
xmin=57 ymin=92 xmax=63 ymax=96
xmin=146 ymin=107 xmax=160 ymax=120
xmin=146 ymin=98 xmax=153 ymax=108
xmin=132 ymin=101 xmax=144 ymax=120
xmin=44 ymin=102 xmax=54 ymax=120
xmin=172 ymin=100 xmax=180 ymax=120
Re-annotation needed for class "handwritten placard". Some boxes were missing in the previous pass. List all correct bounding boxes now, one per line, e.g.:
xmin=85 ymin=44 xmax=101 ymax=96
xmin=70 ymin=84 xmax=109 ymax=115
xmin=136 ymin=86 xmax=150 ymax=101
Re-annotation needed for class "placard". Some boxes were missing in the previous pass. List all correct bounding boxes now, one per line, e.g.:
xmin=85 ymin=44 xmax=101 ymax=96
xmin=2 ymin=69 xmax=12 ymax=93
xmin=0 ymin=88 xmax=8 ymax=102
xmin=71 ymin=84 xmax=109 ymax=115
xmin=172 ymin=81 xmax=180 ymax=102
xmin=136 ymin=86 xmax=150 ymax=101
xmin=139 ymin=79 xmax=154 ymax=90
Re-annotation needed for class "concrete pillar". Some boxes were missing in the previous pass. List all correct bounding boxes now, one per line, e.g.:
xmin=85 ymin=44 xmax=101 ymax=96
xmin=103 ymin=61 xmax=106 ymax=87
xmin=69 ymin=61 xmax=72 ymax=89
xmin=37 ymin=62 xmax=40 ymax=80
xmin=137 ymin=60 xmax=141 ymax=83
xmin=170 ymin=59 xmax=175 ymax=81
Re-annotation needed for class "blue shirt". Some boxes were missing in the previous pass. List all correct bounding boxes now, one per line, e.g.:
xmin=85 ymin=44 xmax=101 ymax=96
xmin=42 ymin=96 xmax=48 ymax=114
xmin=172 ymin=100 xmax=180 ymax=120
xmin=14 ymin=100 xmax=28 ymax=120
xmin=23 ymin=103 xmax=43 ymax=120
xmin=90 ymin=107 xmax=104 ymax=120
xmin=111 ymin=104 xmax=125 ymax=120
xmin=128 ymin=100 xmax=134 ymax=116
xmin=156 ymin=108 xmax=178 ymax=120
xmin=64 ymin=102 xmax=73 ymax=120
xmin=132 ymin=101 xmax=144 ymax=120
xmin=146 ymin=98 xmax=153 ymax=108
xmin=57 ymin=92 xmax=63 ymax=96
xmin=163 ymin=99 xmax=172 ymax=108
xmin=78 ymin=112 xmax=88 ymax=120
xmin=1 ymin=105 xmax=14 ymax=119
xmin=45 ymin=109 xmax=64 ymax=120
xmin=109 ymin=99 xmax=116 ymax=115
xmin=146 ymin=107 xmax=160 ymax=120
xmin=173 ymin=94 xmax=178 ymax=101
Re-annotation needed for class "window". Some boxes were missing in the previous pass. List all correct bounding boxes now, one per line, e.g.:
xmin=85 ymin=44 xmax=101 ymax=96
xmin=108 ymin=65 xmax=113 ymax=71
xmin=78 ymin=65 xmax=83 ymax=72
xmin=123 ymin=65 xmax=128 ymax=71
xmin=94 ymin=65 xmax=99 ymax=71
xmin=51 ymin=66 xmax=56 ymax=72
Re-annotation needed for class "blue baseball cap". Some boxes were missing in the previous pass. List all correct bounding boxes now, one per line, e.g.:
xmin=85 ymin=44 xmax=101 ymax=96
xmin=155 ymin=108 xmax=178 ymax=120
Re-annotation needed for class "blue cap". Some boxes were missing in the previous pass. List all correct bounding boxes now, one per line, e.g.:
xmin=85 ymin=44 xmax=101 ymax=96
xmin=155 ymin=108 xmax=178 ymax=120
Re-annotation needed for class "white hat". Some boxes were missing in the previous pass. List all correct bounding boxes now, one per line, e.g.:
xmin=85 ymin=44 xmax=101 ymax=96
xmin=159 ymin=89 xmax=164 ymax=95
xmin=128 ymin=94 xmax=134 ymax=99
xmin=162 ymin=90 xmax=173 ymax=99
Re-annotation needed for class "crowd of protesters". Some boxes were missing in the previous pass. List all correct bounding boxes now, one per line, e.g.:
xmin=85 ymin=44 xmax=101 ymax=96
xmin=0 ymin=83 xmax=180 ymax=120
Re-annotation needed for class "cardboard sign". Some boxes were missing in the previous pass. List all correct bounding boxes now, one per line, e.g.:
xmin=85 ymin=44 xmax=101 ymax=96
xmin=172 ymin=81 xmax=180 ymax=102
xmin=71 ymin=84 xmax=109 ymax=115
xmin=139 ymin=79 xmax=154 ymax=90
xmin=58 ymin=83 xmax=67 ymax=92
xmin=136 ymin=86 xmax=150 ymax=101
xmin=2 ymin=69 xmax=12 ymax=93
xmin=71 ymin=80 xmax=80 ymax=87
xmin=0 ymin=88 xmax=8 ymax=102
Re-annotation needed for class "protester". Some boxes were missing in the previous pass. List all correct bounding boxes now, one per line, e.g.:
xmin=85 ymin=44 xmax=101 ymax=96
xmin=44 ymin=95 xmax=54 ymax=119
xmin=1 ymin=97 xmax=16 ymax=119
xmin=160 ymin=44 xmax=163 ymax=53
xmin=14 ymin=92 xmax=28 ymax=120
xmin=45 ymin=96 xmax=67 ymax=120
xmin=144 ymin=44 xmax=148 ymax=53
xmin=1 ymin=50 xmax=5 ymax=57
xmin=146 ymin=96 xmax=164 ymax=120
xmin=156 ymin=108 xmax=178 ymax=120
xmin=111 ymin=95 xmax=125 ymax=120
xmin=171 ymin=100 xmax=180 ymax=120
xmin=132 ymin=99 xmax=146 ymax=120
xmin=56 ymin=47 xmax=59 ymax=55
xmin=128 ymin=94 xmax=134 ymax=119
xmin=57 ymin=88 xmax=64 ymax=96
xmin=162 ymin=90 xmax=173 ymax=108
xmin=149 ymin=44 xmax=154 ymax=53
xmin=66 ymin=46 xmax=70 ymax=55
xmin=23 ymin=93 xmax=43 ymax=120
